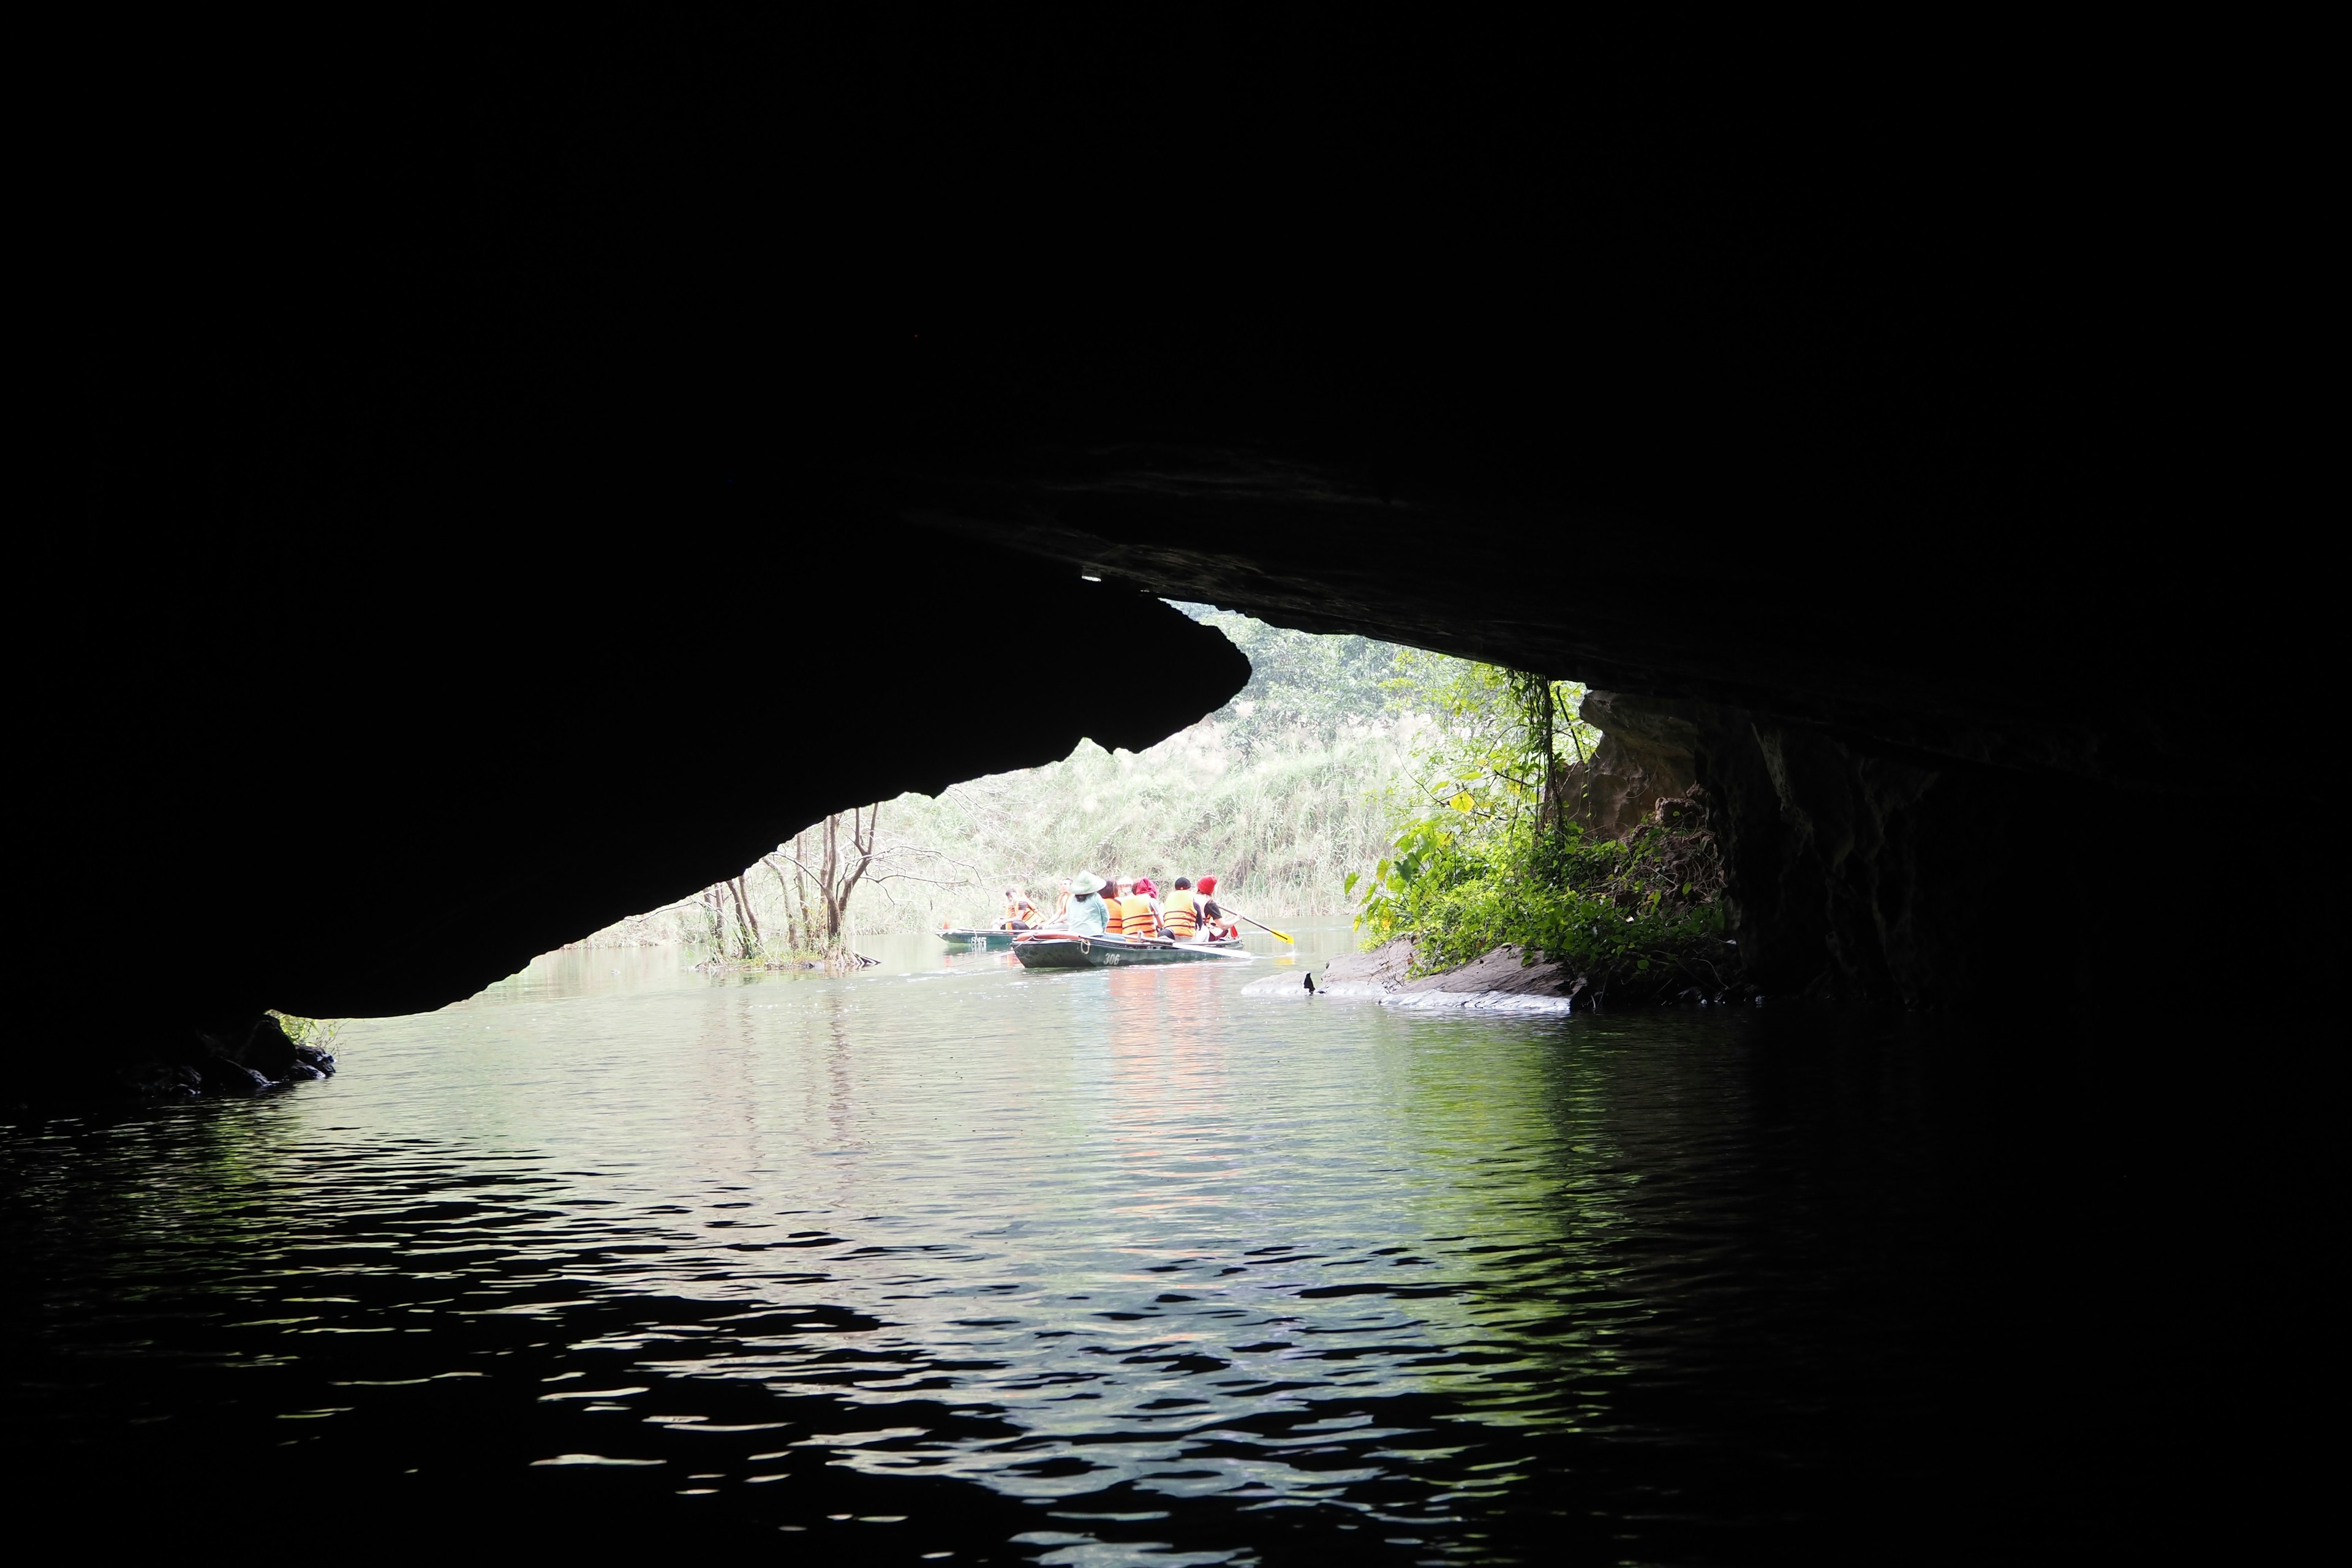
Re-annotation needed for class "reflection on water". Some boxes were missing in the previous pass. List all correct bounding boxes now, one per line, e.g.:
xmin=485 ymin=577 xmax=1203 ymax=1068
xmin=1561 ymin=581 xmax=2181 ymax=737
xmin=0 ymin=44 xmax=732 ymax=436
xmin=2 ymin=925 xmax=2119 ymax=1559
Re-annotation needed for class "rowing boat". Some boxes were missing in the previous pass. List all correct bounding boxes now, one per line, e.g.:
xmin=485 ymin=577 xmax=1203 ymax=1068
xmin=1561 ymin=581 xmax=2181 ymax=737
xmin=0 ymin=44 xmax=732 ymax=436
xmin=937 ymin=927 xmax=1027 ymax=949
xmin=1011 ymin=933 xmax=1248 ymax=969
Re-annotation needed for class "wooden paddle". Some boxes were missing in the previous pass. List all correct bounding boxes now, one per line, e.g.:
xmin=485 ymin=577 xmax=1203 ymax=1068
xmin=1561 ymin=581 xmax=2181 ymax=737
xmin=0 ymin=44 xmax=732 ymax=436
xmin=1223 ymin=907 xmax=1294 ymax=943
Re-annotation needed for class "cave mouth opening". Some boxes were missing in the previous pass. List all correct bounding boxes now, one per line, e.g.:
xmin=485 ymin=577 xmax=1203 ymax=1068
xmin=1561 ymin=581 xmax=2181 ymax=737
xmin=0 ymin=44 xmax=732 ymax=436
xmin=573 ymin=604 xmax=1433 ymax=974
xmin=494 ymin=600 xmax=1729 ymax=1025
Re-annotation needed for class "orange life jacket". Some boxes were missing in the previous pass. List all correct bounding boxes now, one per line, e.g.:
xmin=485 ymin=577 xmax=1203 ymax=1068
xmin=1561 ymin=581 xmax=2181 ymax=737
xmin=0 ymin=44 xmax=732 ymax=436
xmin=1162 ymin=890 xmax=1199 ymax=937
xmin=1104 ymin=899 xmax=1126 ymax=936
xmin=1119 ymin=894 xmax=1157 ymax=936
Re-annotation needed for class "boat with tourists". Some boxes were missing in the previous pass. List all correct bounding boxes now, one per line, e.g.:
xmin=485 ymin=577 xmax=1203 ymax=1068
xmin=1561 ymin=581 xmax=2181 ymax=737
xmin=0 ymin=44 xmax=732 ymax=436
xmin=944 ymin=870 xmax=1279 ymax=964
xmin=1011 ymin=932 xmax=1248 ymax=969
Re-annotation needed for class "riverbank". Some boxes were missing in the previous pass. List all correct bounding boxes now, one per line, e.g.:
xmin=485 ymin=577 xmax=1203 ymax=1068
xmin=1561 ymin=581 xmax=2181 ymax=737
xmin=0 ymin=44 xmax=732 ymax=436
xmin=690 ymin=951 xmax=877 ymax=974
xmin=1350 ymin=790 xmax=1747 ymax=1008
xmin=1249 ymin=932 xmax=1756 ymax=1013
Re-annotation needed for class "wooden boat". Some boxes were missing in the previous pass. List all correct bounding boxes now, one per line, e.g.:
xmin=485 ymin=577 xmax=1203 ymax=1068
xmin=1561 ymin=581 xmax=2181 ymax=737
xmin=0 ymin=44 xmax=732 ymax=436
xmin=937 ymin=927 xmax=1026 ymax=949
xmin=1011 ymin=933 xmax=1247 ymax=969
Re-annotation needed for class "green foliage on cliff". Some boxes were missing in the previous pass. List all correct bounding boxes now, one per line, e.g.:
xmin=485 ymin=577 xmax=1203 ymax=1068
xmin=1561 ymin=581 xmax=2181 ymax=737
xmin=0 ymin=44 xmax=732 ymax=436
xmin=1351 ymin=655 xmax=1740 ymax=1003
xmin=1378 ymin=650 xmax=1599 ymax=826
xmin=1349 ymin=810 xmax=1735 ymax=1001
xmin=266 ymin=1010 xmax=343 ymax=1053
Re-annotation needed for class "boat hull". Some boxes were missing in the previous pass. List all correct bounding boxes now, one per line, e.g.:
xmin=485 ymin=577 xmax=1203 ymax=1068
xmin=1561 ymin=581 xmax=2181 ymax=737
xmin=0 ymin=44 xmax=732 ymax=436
xmin=1012 ymin=935 xmax=1245 ymax=969
xmin=938 ymin=928 xmax=1023 ymax=949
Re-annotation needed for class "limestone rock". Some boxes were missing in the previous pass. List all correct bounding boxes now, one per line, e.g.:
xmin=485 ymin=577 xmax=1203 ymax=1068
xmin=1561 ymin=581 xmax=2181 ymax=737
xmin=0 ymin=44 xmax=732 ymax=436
xmin=1570 ymin=693 xmax=1702 ymax=840
xmin=230 ymin=1016 xmax=300 ymax=1079
xmin=1397 ymin=943 xmax=1578 ymax=998
xmin=197 ymin=1057 xmax=273 ymax=1096
xmin=1321 ymin=938 xmax=1420 ymax=987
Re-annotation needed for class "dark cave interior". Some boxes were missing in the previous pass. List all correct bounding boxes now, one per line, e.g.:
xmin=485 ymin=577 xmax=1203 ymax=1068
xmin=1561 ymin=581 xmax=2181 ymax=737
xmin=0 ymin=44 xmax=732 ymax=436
xmin=55 ymin=53 xmax=2320 ymax=1071
xmin=29 ymin=50 xmax=2333 ymax=1560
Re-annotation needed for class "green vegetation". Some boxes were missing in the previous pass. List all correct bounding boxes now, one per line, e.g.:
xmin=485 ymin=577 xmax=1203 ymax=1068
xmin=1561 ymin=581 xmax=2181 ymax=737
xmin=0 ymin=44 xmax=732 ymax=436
xmin=1351 ymin=654 xmax=1741 ymax=1005
xmin=266 ymin=1010 xmax=342 ymax=1054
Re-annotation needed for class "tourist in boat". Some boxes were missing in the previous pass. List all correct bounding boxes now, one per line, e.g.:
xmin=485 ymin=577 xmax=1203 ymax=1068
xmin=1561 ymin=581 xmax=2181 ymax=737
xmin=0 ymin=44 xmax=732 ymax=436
xmin=1196 ymin=875 xmax=1240 ymax=940
xmin=1116 ymin=877 xmax=1164 ymax=939
xmin=1161 ymin=876 xmax=1204 ymax=939
xmin=1000 ymin=887 xmax=1039 ymax=930
xmin=1063 ymin=873 xmax=1109 ymax=935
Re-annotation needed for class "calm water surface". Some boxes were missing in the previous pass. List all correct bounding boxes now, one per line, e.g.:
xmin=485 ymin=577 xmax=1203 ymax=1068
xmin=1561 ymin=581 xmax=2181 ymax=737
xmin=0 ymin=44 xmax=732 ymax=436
xmin=3 ymin=925 xmax=2132 ymax=1560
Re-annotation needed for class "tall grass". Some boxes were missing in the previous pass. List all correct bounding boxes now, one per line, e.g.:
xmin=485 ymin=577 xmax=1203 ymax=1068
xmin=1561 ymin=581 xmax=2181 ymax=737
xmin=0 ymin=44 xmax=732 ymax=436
xmin=843 ymin=720 xmax=1412 ymax=932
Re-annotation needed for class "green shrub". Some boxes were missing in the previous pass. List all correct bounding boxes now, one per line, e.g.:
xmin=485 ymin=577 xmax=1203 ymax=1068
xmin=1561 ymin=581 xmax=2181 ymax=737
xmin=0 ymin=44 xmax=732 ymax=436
xmin=1351 ymin=810 xmax=1736 ymax=1001
xmin=1348 ymin=647 xmax=1742 ymax=1003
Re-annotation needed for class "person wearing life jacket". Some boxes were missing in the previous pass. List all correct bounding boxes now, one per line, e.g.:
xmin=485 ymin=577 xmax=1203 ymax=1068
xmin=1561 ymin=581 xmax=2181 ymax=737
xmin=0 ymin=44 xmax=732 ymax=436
xmin=1114 ymin=876 xmax=1163 ymax=939
xmin=1001 ymin=886 xmax=1039 ymax=930
xmin=1161 ymin=876 xmax=1203 ymax=939
xmin=1102 ymin=876 xmax=1128 ymax=937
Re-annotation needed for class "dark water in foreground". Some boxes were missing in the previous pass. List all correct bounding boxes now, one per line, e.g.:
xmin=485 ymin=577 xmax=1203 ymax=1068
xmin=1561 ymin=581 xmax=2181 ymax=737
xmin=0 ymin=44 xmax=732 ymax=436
xmin=4 ymin=927 xmax=2155 ymax=1560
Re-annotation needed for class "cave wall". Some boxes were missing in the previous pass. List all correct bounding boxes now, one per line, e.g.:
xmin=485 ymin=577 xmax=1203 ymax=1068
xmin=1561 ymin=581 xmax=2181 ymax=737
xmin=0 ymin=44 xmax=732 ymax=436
xmin=1586 ymin=693 xmax=2069 ymax=1006
xmin=1563 ymin=698 xmax=1701 ymax=842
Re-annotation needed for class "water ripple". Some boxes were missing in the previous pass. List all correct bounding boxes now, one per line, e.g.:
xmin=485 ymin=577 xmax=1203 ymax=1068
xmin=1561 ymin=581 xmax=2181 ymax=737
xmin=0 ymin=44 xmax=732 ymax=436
xmin=2 ymin=931 xmax=2038 ymax=1561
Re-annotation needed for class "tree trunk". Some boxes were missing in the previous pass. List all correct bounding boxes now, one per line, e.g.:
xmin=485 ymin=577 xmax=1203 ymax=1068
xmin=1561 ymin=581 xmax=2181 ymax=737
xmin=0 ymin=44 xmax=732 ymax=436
xmin=726 ymin=876 xmax=759 ymax=959
xmin=1538 ymin=679 xmax=1558 ymax=830
xmin=763 ymin=853 xmax=802 ymax=955
xmin=793 ymin=834 xmax=820 ymax=951
xmin=820 ymin=816 xmax=841 ymax=941
xmin=771 ymin=812 xmax=886 ymax=965
xmin=835 ymin=803 xmax=881 ymax=928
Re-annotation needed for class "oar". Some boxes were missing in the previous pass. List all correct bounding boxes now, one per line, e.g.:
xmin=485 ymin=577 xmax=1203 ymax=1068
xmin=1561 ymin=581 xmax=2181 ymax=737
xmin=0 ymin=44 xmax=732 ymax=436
xmin=1223 ymin=907 xmax=1294 ymax=943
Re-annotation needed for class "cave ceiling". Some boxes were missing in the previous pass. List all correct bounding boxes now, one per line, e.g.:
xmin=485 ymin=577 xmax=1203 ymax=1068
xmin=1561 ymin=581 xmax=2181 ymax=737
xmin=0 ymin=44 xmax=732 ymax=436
xmin=58 ymin=69 xmax=2309 ymax=1036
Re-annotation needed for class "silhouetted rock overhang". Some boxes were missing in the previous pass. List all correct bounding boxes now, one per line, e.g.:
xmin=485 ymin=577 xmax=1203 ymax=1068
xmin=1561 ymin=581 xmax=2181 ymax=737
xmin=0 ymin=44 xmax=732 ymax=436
xmin=30 ymin=500 xmax=1248 ymax=1041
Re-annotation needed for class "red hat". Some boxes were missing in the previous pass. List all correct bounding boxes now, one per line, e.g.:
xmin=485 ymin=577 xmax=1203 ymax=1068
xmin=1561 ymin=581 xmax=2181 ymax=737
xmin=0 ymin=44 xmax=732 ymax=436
xmin=1197 ymin=875 xmax=1218 ymax=895
xmin=1135 ymin=876 xmax=1158 ymax=898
